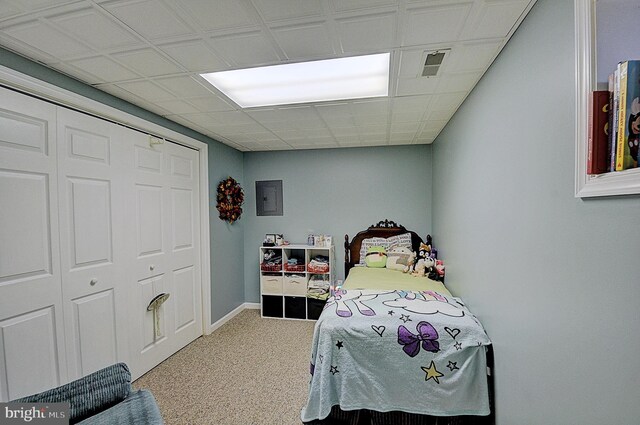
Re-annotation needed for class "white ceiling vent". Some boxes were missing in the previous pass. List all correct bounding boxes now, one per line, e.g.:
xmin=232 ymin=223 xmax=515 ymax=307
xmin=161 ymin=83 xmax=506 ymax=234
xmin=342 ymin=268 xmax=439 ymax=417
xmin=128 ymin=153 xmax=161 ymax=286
xmin=421 ymin=49 xmax=450 ymax=77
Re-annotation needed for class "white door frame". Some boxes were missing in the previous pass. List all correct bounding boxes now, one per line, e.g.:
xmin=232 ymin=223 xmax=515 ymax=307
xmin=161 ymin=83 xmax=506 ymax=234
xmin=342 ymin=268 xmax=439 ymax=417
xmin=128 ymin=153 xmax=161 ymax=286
xmin=0 ymin=65 xmax=213 ymax=336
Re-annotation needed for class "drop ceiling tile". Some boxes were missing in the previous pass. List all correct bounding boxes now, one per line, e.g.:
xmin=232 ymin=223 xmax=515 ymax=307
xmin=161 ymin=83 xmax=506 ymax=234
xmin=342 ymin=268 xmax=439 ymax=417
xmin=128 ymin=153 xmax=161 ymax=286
xmin=187 ymin=95 xmax=236 ymax=112
xmin=390 ymin=121 xmax=421 ymax=133
xmin=67 ymin=55 xmax=140 ymax=82
xmin=213 ymin=122 xmax=270 ymax=134
xmin=395 ymin=76 xmax=439 ymax=96
xmin=389 ymin=132 xmax=414 ymax=142
xmin=0 ymin=2 xmax=24 ymax=20
xmin=397 ymin=49 xmax=424 ymax=79
xmin=241 ymin=132 xmax=280 ymax=142
xmin=315 ymin=102 xmax=352 ymax=118
xmin=436 ymin=71 xmax=480 ymax=93
xmin=211 ymin=31 xmax=280 ymax=67
xmin=430 ymin=92 xmax=467 ymax=111
xmin=245 ymin=108 xmax=288 ymax=122
xmin=402 ymin=3 xmax=472 ymax=46
xmin=460 ymin=0 xmax=529 ymax=40
xmin=175 ymin=0 xmax=258 ymax=32
xmin=113 ymin=49 xmax=182 ymax=77
xmin=422 ymin=119 xmax=447 ymax=132
xmin=261 ymin=140 xmax=292 ymax=149
xmin=331 ymin=0 xmax=396 ymax=13
xmin=212 ymin=110 xmax=258 ymax=126
xmin=331 ymin=126 xmax=359 ymax=136
xmin=154 ymin=99 xmax=200 ymax=114
xmin=426 ymin=109 xmax=454 ymax=121
xmin=3 ymin=20 xmax=93 ymax=59
xmin=321 ymin=115 xmax=356 ymax=128
xmin=179 ymin=112 xmax=221 ymax=128
xmin=445 ymin=42 xmax=501 ymax=73
xmin=351 ymin=98 xmax=389 ymax=115
xmin=392 ymin=94 xmax=432 ymax=114
xmin=49 ymin=8 xmax=142 ymax=50
xmin=103 ymin=0 xmax=195 ymax=40
xmin=9 ymin=0 xmax=77 ymax=13
xmin=272 ymin=23 xmax=334 ymax=59
xmin=253 ymin=0 xmax=323 ymax=22
xmin=336 ymin=12 xmax=396 ymax=53
xmin=154 ymin=75 xmax=211 ymax=98
xmin=116 ymin=80 xmax=175 ymax=102
xmin=299 ymin=127 xmax=332 ymax=138
xmin=159 ymin=40 xmax=228 ymax=72
xmin=353 ymin=114 xmax=388 ymax=126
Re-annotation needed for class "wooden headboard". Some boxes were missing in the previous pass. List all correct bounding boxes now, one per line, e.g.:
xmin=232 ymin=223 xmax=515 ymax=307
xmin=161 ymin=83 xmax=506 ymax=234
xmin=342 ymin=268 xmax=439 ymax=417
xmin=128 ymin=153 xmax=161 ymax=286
xmin=344 ymin=219 xmax=431 ymax=277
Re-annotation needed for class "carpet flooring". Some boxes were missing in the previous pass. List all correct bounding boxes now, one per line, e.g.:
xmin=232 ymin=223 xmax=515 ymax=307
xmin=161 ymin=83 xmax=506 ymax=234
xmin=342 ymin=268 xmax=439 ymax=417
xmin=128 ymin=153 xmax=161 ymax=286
xmin=133 ymin=309 xmax=316 ymax=425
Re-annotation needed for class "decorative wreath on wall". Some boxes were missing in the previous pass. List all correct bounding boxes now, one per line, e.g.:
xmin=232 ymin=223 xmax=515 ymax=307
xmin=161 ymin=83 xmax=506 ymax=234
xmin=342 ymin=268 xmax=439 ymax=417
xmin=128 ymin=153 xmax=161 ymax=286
xmin=216 ymin=176 xmax=244 ymax=224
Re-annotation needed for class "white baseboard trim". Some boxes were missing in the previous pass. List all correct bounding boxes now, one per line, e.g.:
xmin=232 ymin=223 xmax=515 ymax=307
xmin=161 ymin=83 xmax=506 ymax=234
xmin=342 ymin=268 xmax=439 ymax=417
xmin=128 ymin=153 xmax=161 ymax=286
xmin=206 ymin=302 xmax=261 ymax=334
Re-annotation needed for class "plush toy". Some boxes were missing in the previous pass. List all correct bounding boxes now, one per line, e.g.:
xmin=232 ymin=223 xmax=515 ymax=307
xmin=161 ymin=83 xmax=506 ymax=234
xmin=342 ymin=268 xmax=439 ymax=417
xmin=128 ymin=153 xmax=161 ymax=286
xmin=402 ymin=251 xmax=417 ymax=273
xmin=408 ymin=243 xmax=435 ymax=277
xmin=435 ymin=260 xmax=445 ymax=278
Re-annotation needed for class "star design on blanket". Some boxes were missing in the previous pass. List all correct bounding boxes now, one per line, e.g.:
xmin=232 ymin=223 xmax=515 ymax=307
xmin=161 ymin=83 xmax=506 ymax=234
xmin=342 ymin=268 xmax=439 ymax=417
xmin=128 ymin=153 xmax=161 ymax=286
xmin=330 ymin=366 xmax=339 ymax=375
xmin=319 ymin=354 xmax=324 ymax=364
xmin=336 ymin=340 xmax=344 ymax=349
xmin=400 ymin=314 xmax=412 ymax=323
xmin=447 ymin=361 xmax=459 ymax=371
xmin=388 ymin=310 xmax=395 ymax=316
xmin=421 ymin=361 xmax=444 ymax=384
xmin=454 ymin=342 xmax=462 ymax=351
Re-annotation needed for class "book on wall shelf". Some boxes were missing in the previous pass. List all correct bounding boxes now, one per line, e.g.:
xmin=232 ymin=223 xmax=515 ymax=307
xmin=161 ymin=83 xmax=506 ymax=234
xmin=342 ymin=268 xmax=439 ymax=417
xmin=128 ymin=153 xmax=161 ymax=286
xmin=587 ymin=90 xmax=610 ymax=175
xmin=587 ymin=59 xmax=640 ymax=175
xmin=615 ymin=60 xmax=640 ymax=171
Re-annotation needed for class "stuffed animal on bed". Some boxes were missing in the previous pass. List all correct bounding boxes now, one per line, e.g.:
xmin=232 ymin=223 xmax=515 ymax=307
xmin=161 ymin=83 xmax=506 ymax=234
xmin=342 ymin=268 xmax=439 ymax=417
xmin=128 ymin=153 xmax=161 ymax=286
xmin=406 ymin=243 xmax=435 ymax=277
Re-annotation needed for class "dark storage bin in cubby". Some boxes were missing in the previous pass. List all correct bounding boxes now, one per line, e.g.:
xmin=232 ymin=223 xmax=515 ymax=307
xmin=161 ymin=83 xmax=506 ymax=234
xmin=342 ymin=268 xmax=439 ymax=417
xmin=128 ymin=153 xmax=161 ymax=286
xmin=307 ymin=298 xmax=326 ymax=320
xmin=284 ymin=296 xmax=306 ymax=319
xmin=262 ymin=295 xmax=283 ymax=318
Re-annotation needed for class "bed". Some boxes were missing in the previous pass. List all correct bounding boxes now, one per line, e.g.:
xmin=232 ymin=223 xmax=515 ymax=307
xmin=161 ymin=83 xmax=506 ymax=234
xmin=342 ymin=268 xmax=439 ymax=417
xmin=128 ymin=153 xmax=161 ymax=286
xmin=301 ymin=220 xmax=494 ymax=425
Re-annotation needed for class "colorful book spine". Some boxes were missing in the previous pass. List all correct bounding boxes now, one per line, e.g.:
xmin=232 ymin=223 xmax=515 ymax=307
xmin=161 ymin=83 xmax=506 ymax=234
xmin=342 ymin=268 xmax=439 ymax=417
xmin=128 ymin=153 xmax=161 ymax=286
xmin=611 ymin=66 xmax=620 ymax=172
xmin=607 ymin=73 xmax=615 ymax=171
xmin=615 ymin=60 xmax=640 ymax=171
xmin=587 ymin=90 xmax=610 ymax=174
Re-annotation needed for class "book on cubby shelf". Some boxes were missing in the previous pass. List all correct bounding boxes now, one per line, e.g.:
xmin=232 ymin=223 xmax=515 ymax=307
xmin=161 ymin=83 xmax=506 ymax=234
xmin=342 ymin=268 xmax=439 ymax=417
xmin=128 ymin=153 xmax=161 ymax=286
xmin=615 ymin=60 xmax=640 ymax=171
xmin=587 ymin=90 xmax=610 ymax=174
xmin=608 ymin=72 xmax=616 ymax=172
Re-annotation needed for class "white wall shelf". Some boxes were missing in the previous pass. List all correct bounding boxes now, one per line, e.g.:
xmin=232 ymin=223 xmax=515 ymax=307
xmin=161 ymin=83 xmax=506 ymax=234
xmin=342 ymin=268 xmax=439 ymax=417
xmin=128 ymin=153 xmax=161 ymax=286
xmin=574 ymin=0 xmax=640 ymax=198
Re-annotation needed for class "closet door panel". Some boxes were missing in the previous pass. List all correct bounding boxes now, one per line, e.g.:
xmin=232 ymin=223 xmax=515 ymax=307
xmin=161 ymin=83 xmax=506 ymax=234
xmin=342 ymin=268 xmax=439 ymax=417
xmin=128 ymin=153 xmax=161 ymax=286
xmin=166 ymin=142 xmax=201 ymax=345
xmin=0 ymin=308 xmax=60 ymax=400
xmin=57 ymin=108 xmax=130 ymax=380
xmin=128 ymin=134 xmax=202 ymax=378
xmin=0 ymin=88 xmax=67 ymax=401
xmin=70 ymin=290 xmax=118 ymax=375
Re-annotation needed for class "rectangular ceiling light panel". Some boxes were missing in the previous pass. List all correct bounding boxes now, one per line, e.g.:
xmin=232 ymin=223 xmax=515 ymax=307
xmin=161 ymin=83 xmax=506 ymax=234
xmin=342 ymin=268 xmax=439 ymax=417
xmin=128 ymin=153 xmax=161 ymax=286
xmin=200 ymin=53 xmax=390 ymax=108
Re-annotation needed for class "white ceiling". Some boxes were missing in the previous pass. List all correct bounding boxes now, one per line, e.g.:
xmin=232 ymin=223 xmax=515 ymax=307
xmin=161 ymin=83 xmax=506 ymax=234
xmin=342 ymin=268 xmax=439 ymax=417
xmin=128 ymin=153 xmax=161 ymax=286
xmin=0 ymin=0 xmax=536 ymax=152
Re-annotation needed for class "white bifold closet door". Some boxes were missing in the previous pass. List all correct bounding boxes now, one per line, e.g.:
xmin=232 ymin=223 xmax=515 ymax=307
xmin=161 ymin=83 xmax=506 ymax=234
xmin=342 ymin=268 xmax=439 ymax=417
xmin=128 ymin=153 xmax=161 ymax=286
xmin=56 ymin=108 xmax=131 ymax=381
xmin=0 ymin=89 xmax=68 ymax=401
xmin=128 ymin=131 xmax=202 ymax=379
xmin=0 ymin=87 xmax=203 ymax=400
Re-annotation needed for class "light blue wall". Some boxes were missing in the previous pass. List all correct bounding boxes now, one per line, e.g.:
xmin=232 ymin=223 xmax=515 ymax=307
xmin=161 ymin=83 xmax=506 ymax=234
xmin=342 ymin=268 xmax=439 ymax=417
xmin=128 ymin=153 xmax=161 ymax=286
xmin=208 ymin=144 xmax=245 ymax=323
xmin=0 ymin=47 xmax=245 ymax=324
xmin=432 ymin=1 xmax=640 ymax=424
xmin=243 ymin=145 xmax=432 ymax=303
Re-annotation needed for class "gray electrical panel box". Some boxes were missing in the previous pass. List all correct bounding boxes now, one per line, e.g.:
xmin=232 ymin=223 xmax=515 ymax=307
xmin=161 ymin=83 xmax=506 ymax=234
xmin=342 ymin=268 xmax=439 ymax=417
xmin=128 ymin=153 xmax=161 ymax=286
xmin=256 ymin=180 xmax=283 ymax=216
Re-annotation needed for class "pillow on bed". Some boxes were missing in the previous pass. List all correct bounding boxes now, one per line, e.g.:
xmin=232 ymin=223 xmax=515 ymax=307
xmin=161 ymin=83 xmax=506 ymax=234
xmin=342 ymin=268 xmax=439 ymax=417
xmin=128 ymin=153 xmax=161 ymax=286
xmin=364 ymin=246 xmax=387 ymax=268
xmin=386 ymin=246 xmax=414 ymax=271
xmin=358 ymin=233 xmax=413 ymax=264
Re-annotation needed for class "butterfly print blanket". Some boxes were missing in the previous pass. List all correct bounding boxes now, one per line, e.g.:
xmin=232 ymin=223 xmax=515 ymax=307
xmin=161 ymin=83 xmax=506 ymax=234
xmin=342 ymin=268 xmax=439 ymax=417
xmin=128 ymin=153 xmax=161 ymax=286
xmin=301 ymin=289 xmax=491 ymax=422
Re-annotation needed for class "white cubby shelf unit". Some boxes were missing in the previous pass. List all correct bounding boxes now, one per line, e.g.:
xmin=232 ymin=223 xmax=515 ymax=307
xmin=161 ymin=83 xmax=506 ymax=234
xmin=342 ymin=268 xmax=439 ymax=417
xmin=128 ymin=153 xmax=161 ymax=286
xmin=260 ymin=244 xmax=334 ymax=320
